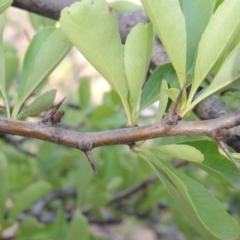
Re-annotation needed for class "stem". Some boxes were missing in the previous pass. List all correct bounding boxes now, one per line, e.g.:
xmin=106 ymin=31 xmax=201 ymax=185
xmin=0 ymin=111 xmax=240 ymax=149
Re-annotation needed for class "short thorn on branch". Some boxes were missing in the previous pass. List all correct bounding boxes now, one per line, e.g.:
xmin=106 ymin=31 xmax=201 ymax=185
xmin=83 ymin=150 xmax=98 ymax=177
xmin=164 ymin=82 xmax=186 ymax=125
xmin=211 ymin=128 xmax=240 ymax=170
xmin=41 ymin=97 xmax=65 ymax=125
xmin=79 ymin=141 xmax=98 ymax=177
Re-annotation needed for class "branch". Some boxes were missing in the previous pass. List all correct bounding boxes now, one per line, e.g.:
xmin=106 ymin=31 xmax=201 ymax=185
xmin=11 ymin=0 xmax=78 ymax=20
xmin=0 ymin=112 xmax=240 ymax=150
xmin=194 ymin=96 xmax=240 ymax=152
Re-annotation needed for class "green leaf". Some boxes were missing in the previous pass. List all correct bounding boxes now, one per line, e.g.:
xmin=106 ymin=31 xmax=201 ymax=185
xmin=79 ymin=77 xmax=91 ymax=111
xmin=183 ymin=140 xmax=240 ymax=189
xmin=4 ymin=42 xmax=19 ymax=91
xmin=190 ymin=41 xmax=240 ymax=109
xmin=214 ymin=0 xmax=224 ymax=12
xmin=18 ymin=90 xmax=57 ymax=119
xmin=141 ymin=0 xmax=186 ymax=86
xmin=67 ymin=211 xmax=90 ymax=240
xmin=0 ymin=153 xmax=8 ymax=214
xmin=18 ymin=217 xmax=44 ymax=238
xmin=10 ymin=181 xmax=52 ymax=219
xmin=53 ymin=209 xmax=68 ymax=240
xmin=60 ymin=0 xmax=131 ymax=123
xmin=124 ymin=22 xmax=154 ymax=121
xmin=0 ymin=0 xmax=12 ymax=13
xmin=110 ymin=1 xmax=142 ymax=13
xmin=155 ymin=79 xmax=168 ymax=121
xmin=0 ymin=15 xmax=10 ymax=117
xmin=149 ymin=144 xmax=204 ymax=163
xmin=164 ymin=88 xmax=179 ymax=102
xmin=179 ymin=0 xmax=213 ymax=70
xmin=189 ymin=0 xmax=240 ymax=104
xmin=28 ymin=12 xmax=56 ymax=31
xmin=139 ymin=63 xmax=177 ymax=113
xmin=141 ymin=153 xmax=239 ymax=240
xmin=12 ymin=27 xmax=72 ymax=119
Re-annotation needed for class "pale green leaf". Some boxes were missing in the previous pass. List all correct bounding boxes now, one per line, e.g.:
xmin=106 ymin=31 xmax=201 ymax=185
xmin=67 ymin=211 xmax=90 ymax=240
xmin=139 ymin=63 xmax=177 ymax=113
xmin=190 ymin=41 xmax=240 ymax=109
xmin=164 ymin=88 xmax=179 ymax=102
xmin=141 ymin=0 xmax=186 ymax=86
xmin=155 ymin=79 xmax=168 ymax=121
xmin=183 ymin=140 xmax=240 ymax=189
xmin=10 ymin=181 xmax=52 ymax=219
xmin=124 ymin=23 xmax=154 ymax=118
xmin=142 ymin=154 xmax=239 ymax=240
xmin=179 ymin=0 xmax=213 ymax=70
xmin=0 ymin=0 xmax=12 ymax=13
xmin=189 ymin=0 xmax=240 ymax=103
xmin=0 ymin=153 xmax=8 ymax=214
xmin=18 ymin=90 xmax=57 ymax=119
xmin=110 ymin=1 xmax=142 ymax=13
xmin=60 ymin=0 xmax=131 ymax=122
xmin=79 ymin=77 xmax=91 ymax=111
xmin=18 ymin=27 xmax=54 ymax=88
xmin=160 ymin=160 xmax=239 ymax=240
xmin=4 ymin=42 xmax=19 ymax=91
xmin=12 ymin=28 xmax=72 ymax=119
xmin=149 ymin=144 xmax=204 ymax=163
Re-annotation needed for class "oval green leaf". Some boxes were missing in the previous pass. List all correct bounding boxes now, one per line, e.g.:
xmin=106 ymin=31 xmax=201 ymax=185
xmin=139 ymin=63 xmax=177 ymax=113
xmin=10 ymin=180 xmax=52 ymax=219
xmin=150 ymin=144 xmax=204 ymax=163
xmin=145 ymin=155 xmax=239 ymax=240
xmin=12 ymin=27 xmax=72 ymax=119
xmin=179 ymin=0 xmax=213 ymax=70
xmin=67 ymin=211 xmax=90 ymax=240
xmin=141 ymin=0 xmax=186 ymax=86
xmin=190 ymin=41 xmax=240 ymax=109
xmin=18 ymin=89 xmax=57 ymax=119
xmin=60 ymin=0 xmax=131 ymax=122
xmin=124 ymin=22 xmax=154 ymax=120
xmin=189 ymin=0 xmax=240 ymax=102
xmin=182 ymin=140 xmax=240 ymax=189
xmin=155 ymin=79 xmax=168 ymax=121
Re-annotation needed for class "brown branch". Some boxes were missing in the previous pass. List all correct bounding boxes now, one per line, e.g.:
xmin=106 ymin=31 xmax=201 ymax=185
xmin=0 ymin=112 xmax=240 ymax=150
xmin=11 ymin=0 xmax=78 ymax=20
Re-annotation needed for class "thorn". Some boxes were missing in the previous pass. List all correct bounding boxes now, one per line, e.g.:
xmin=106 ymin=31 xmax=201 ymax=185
xmin=49 ymin=97 xmax=66 ymax=117
xmin=218 ymin=140 xmax=240 ymax=170
xmin=84 ymin=150 xmax=98 ymax=177
xmin=42 ymin=97 xmax=66 ymax=125
xmin=165 ymin=82 xmax=187 ymax=125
